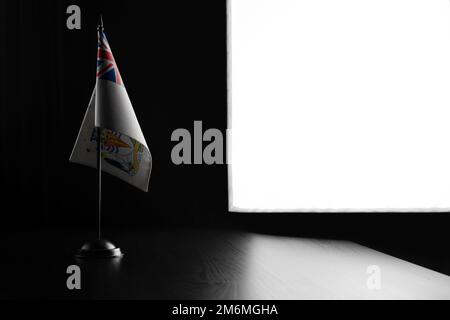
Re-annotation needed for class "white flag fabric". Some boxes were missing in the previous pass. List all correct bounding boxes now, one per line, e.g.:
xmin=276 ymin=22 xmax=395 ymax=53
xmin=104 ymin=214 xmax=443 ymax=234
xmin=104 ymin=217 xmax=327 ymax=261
xmin=70 ymin=30 xmax=151 ymax=192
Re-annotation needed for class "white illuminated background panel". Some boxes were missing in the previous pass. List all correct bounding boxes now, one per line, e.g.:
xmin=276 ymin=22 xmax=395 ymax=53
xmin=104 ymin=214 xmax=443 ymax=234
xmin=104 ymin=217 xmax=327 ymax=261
xmin=229 ymin=0 xmax=450 ymax=211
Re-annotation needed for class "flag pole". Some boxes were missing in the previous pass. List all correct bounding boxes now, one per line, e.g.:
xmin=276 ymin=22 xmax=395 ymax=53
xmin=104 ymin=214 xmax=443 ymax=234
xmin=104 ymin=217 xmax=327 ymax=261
xmin=74 ymin=15 xmax=122 ymax=258
xmin=97 ymin=126 xmax=102 ymax=240
xmin=96 ymin=15 xmax=104 ymax=241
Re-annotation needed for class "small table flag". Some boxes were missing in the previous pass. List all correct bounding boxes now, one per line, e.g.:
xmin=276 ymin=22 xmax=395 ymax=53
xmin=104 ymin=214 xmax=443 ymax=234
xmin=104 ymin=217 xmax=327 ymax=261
xmin=70 ymin=22 xmax=152 ymax=192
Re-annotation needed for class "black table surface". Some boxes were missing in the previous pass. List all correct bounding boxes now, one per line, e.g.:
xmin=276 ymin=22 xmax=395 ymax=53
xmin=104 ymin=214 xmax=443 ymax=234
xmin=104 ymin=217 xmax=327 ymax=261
xmin=1 ymin=227 xmax=449 ymax=299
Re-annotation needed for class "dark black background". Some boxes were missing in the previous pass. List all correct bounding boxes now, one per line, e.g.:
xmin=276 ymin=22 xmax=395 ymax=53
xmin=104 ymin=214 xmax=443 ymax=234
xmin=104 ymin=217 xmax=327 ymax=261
xmin=0 ymin=0 xmax=449 ymax=277
xmin=0 ymin=0 xmax=228 ymax=228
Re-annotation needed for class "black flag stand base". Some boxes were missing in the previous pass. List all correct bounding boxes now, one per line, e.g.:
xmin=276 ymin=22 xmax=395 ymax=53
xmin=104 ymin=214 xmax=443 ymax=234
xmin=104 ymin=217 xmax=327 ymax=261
xmin=75 ymin=239 xmax=123 ymax=258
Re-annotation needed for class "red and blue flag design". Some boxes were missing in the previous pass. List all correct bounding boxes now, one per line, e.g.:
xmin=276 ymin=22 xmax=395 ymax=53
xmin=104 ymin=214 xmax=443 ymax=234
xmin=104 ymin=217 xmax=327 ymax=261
xmin=96 ymin=31 xmax=123 ymax=86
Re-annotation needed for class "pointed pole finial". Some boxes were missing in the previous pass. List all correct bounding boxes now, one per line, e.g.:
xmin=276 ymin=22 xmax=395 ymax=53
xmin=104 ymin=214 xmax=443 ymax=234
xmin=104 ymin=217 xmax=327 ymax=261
xmin=98 ymin=14 xmax=104 ymax=32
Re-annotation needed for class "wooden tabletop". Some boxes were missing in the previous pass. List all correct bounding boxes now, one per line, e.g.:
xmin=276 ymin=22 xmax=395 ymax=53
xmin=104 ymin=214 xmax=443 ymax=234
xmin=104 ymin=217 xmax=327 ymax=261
xmin=2 ymin=227 xmax=450 ymax=299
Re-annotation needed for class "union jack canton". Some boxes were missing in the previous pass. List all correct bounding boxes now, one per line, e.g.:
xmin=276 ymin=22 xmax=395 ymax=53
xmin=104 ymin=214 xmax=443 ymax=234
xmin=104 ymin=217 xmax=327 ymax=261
xmin=96 ymin=31 xmax=123 ymax=86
